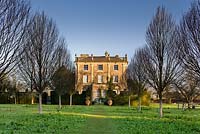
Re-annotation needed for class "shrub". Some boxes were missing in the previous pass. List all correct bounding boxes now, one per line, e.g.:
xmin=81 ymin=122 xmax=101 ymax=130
xmin=141 ymin=91 xmax=151 ymax=106
xmin=131 ymin=91 xmax=151 ymax=106
xmin=112 ymin=92 xmax=132 ymax=106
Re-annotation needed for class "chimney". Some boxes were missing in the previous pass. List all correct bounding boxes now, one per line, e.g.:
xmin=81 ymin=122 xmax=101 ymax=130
xmin=91 ymin=54 xmax=93 ymax=60
xmin=75 ymin=54 xmax=78 ymax=61
xmin=125 ymin=54 xmax=127 ymax=61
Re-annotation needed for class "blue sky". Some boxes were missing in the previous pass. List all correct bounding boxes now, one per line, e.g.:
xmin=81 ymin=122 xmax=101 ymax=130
xmin=30 ymin=0 xmax=191 ymax=61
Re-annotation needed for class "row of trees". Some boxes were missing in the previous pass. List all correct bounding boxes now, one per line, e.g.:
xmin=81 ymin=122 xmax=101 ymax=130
xmin=1 ymin=0 xmax=200 ymax=117
xmin=0 ymin=0 xmax=74 ymax=114
xmin=128 ymin=1 xmax=200 ymax=117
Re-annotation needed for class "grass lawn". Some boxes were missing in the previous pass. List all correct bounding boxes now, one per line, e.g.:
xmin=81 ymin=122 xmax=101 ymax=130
xmin=0 ymin=104 xmax=200 ymax=134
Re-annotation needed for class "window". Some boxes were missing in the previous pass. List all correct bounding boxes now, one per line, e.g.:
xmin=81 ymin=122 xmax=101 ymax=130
xmin=102 ymin=90 xmax=106 ymax=98
xmin=83 ymin=75 xmax=88 ymax=83
xmin=114 ymin=65 xmax=118 ymax=70
xmin=96 ymin=89 xmax=101 ymax=98
xmin=84 ymin=65 xmax=88 ymax=70
xmin=98 ymin=75 xmax=103 ymax=83
xmin=98 ymin=64 xmax=103 ymax=70
xmin=113 ymin=75 xmax=118 ymax=83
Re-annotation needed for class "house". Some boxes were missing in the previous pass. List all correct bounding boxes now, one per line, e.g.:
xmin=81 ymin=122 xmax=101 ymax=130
xmin=75 ymin=52 xmax=128 ymax=100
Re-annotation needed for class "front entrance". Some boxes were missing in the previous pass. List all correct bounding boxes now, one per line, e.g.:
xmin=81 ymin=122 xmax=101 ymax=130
xmin=92 ymin=89 xmax=106 ymax=101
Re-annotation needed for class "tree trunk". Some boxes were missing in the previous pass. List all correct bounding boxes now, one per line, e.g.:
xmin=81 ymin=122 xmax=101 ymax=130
xmin=59 ymin=95 xmax=62 ymax=109
xmin=187 ymin=100 xmax=193 ymax=109
xmin=182 ymin=102 xmax=185 ymax=111
xmin=188 ymin=102 xmax=191 ymax=109
xmin=31 ymin=94 xmax=34 ymax=104
xmin=159 ymin=95 xmax=163 ymax=118
xmin=38 ymin=93 xmax=42 ymax=114
xmin=70 ymin=94 xmax=72 ymax=106
xmin=128 ymin=96 xmax=131 ymax=108
xmin=138 ymin=96 xmax=141 ymax=112
xmin=14 ymin=96 xmax=17 ymax=104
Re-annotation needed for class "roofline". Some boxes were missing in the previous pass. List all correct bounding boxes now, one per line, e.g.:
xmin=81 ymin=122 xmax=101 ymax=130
xmin=74 ymin=61 xmax=128 ymax=63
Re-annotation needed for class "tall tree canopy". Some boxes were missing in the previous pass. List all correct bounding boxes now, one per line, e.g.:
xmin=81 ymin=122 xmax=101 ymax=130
xmin=143 ymin=7 xmax=180 ymax=117
xmin=0 ymin=0 xmax=30 ymax=81
xmin=178 ymin=1 xmax=200 ymax=81
xmin=51 ymin=42 xmax=74 ymax=108
xmin=127 ymin=48 xmax=146 ymax=112
xmin=18 ymin=12 xmax=60 ymax=114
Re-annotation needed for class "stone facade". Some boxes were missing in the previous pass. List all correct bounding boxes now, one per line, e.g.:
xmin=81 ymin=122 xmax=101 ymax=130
xmin=75 ymin=52 xmax=128 ymax=100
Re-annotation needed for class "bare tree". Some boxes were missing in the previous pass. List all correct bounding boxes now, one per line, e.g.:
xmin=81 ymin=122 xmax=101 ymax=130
xmin=51 ymin=42 xmax=73 ymax=108
xmin=52 ymin=66 xmax=68 ymax=109
xmin=67 ymin=67 xmax=75 ymax=106
xmin=143 ymin=7 xmax=180 ymax=117
xmin=178 ymin=2 xmax=200 ymax=82
xmin=0 ymin=0 xmax=30 ymax=81
xmin=52 ymin=39 xmax=71 ymax=71
xmin=176 ymin=1 xmax=200 ymax=109
xmin=174 ymin=71 xmax=200 ymax=109
xmin=127 ymin=48 xmax=146 ymax=112
xmin=18 ymin=12 xmax=59 ymax=114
